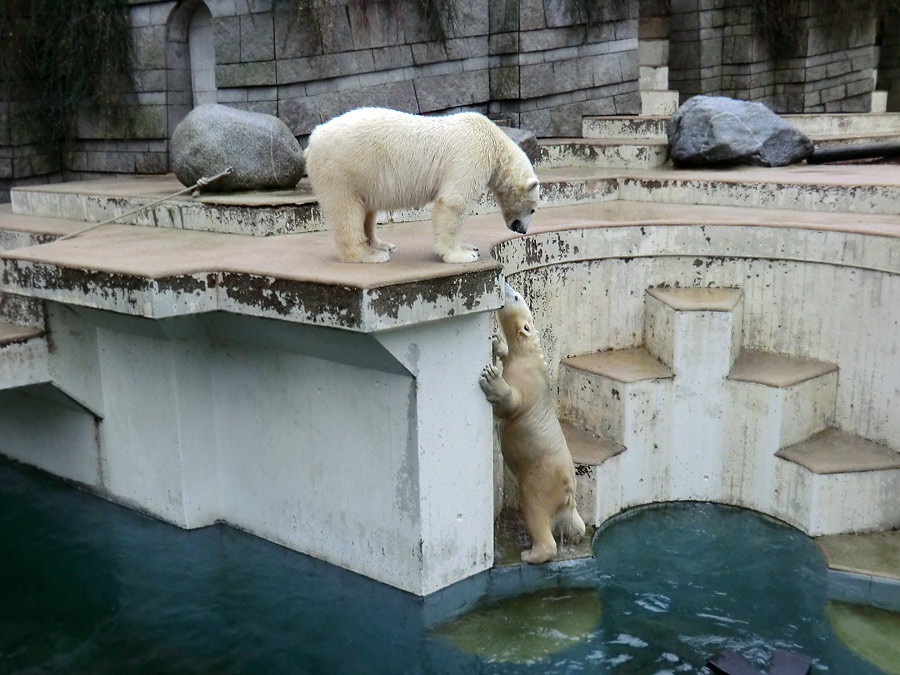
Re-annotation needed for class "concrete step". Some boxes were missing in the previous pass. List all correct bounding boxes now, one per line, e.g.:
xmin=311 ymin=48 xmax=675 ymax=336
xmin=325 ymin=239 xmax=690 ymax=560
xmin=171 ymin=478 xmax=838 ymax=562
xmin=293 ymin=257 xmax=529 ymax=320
xmin=0 ymin=320 xmax=49 ymax=391
xmin=784 ymin=112 xmax=900 ymax=137
xmin=562 ymin=423 xmax=625 ymax=528
xmin=0 ymin=204 xmax=83 ymax=251
xmin=582 ymin=115 xmax=668 ymax=140
xmin=645 ymin=287 xmax=744 ymax=376
xmin=583 ymin=112 xmax=900 ymax=144
xmin=812 ymin=131 xmax=900 ymax=149
xmin=8 ymin=173 xmax=621 ymax=236
xmin=536 ymin=138 xmax=668 ymax=169
xmin=778 ymin=428 xmax=900 ymax=474
xmin=640 ymin=65 xmax=669 ymax=91
xmin=728 ymin=349 xmax=839 ymax=454
xmin=641 ymin=90 xmax=679 ymax=116
xmin=616 ymin=167 xmax=900 ymax=215
xmin=557 ymin=346 xmax=673 ymax=447
xmin=774 ymin=428 xmax=900 ymax=535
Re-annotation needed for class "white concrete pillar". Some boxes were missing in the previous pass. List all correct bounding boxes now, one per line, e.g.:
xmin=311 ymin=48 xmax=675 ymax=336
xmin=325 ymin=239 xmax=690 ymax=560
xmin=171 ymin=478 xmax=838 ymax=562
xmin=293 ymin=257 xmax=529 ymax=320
xmin=0 ymin=305 xmax=496 ymax=596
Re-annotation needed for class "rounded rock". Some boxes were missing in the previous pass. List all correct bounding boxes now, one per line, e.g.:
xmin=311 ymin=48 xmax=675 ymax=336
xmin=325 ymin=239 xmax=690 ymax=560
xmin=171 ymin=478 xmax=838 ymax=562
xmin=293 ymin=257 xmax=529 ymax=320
xmin=171 ymin=104 xmax=305 ymax=192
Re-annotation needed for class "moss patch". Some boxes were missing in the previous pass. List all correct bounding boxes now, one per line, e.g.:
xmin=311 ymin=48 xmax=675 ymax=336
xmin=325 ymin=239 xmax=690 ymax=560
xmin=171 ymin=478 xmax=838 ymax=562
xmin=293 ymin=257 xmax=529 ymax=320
xmin=826 ymin=601 xmax=900 ymax=675
xmin=432 ymin=587 xmax=602 ymax=664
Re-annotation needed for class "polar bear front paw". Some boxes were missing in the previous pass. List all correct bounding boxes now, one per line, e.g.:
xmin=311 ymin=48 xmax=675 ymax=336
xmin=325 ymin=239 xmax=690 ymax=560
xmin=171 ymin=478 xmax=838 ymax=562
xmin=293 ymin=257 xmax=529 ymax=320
xmin=440 ymin=248 xmax=480 ymax=264
xmin=479 ymin=364 xmax=502 ymax=396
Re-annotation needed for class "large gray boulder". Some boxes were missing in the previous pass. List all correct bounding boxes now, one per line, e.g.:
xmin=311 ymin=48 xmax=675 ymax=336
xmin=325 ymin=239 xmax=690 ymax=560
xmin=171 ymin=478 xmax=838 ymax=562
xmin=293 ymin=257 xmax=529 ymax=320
xmin=171 ymin=104 xmax=305 ymax=192
xmin=667 ymin=96 xmax=814 ymax=168
xmin=500 ymin=126 xmax=539 ymax=166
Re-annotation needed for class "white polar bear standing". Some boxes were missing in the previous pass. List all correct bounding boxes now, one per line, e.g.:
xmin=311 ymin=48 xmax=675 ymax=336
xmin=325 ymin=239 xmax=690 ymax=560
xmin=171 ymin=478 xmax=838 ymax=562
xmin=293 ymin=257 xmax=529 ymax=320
xmin=304 ymin=108 xmax=540 ymax=263
xmin=480 ymin=283 xmax=586 ymax=564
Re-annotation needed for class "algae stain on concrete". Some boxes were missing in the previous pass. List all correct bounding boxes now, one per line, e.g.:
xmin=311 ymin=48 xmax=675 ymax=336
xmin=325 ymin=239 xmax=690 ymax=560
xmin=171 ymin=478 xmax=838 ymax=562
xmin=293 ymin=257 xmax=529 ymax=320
xmin=432 ymin=587 xmax=602 ymax=664
xmin=826 ymin=601 xmax=900 ymax=675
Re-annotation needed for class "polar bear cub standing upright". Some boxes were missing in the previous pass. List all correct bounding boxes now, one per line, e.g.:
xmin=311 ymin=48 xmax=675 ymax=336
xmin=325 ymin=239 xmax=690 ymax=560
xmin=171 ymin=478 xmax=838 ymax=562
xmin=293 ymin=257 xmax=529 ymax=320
xmin=479 ymin=283 xmax=586 ymax=564
xmin=304 ymin=108 xmax=540 ymax=263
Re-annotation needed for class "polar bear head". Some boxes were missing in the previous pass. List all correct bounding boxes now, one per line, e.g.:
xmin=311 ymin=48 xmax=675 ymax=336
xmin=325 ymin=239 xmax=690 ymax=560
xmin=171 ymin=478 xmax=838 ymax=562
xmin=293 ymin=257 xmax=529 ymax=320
xmin=490 ymin=137 xmax=540 ymax=235
xmin=500 ymin=178 xmax=540 ymax=234
xmin=498 ymin=282 xmax=541 ymax=355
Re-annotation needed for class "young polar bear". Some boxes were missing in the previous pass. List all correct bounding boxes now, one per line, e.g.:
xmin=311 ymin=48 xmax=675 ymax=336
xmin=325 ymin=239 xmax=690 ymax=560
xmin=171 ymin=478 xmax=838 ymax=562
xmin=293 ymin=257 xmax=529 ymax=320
xmin=479 ymin=283 xmax=586 ymax=563
xmin=304 ymin=108 xmax=540 ymax=263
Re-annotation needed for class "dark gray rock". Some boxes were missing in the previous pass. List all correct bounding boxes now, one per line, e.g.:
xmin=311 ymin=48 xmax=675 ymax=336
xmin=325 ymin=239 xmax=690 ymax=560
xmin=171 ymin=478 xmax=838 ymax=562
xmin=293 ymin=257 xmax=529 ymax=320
xmin=667 ymin=95 xmax=814 ymax=168
xmin=500 ymin=126 xmax=539 ymax=165
xmin=171 ymin=104 xmax=304 ymax=192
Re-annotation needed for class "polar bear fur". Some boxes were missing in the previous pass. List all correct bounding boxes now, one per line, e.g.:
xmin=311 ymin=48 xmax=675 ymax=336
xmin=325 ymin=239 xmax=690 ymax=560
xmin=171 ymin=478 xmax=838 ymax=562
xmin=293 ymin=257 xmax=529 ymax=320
xmin=304 ymin=108 xmax=540 ymax=264
xmin=479 ymin=283 xmax=585 ymax=563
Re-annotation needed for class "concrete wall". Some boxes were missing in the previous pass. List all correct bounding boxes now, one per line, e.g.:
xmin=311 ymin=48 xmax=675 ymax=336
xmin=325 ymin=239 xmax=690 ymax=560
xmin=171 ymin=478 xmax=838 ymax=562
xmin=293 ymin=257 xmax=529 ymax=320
xmin=496 ymin=225 xmax=900 ymax=534
xmin=0 ymin=305 xmax=495 ymax=596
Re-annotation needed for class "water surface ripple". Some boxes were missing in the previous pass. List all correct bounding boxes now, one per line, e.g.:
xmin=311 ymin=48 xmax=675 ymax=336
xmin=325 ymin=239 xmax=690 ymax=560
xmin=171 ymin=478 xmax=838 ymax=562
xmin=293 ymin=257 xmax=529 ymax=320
xmin=0 ymin=459 xmax=889 ymax=674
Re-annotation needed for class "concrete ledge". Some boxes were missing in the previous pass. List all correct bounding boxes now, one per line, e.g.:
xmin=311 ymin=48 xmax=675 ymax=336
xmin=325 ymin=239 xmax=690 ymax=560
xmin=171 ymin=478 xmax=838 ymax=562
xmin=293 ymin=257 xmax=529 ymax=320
xmin=646 ymin=286 xmax=742 ymax=312
xmin=0 ymin=320 xmax=43 ymax=345
xmin=562 ymin=346 xmax=673 ymax=383
xmin=562 ymin=423 xmax=625 ymax=466
xmin=778 ymin=429 xmax=900 ymax=474
xmin=729 ymin=350 xmax=838 ymax=388
xmin=825 ymin=569 xmax=900 ymax=612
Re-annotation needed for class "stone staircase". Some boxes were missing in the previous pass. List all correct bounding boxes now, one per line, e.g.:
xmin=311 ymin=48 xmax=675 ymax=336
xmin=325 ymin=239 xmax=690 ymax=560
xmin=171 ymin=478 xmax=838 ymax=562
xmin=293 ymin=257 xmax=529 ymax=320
xmin=555 ymin=287 xmax=900 ymax=537
xmin=538 ymin=111 xmax=900 ymax=171
xmin=0 ymin=205 xmax=81 ymax=394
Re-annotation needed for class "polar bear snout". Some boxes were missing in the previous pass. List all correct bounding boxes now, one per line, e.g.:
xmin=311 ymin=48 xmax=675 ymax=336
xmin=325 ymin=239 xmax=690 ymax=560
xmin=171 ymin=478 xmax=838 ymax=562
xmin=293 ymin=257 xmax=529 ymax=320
xmin=507 ymin=213 xmax=531 ymax=234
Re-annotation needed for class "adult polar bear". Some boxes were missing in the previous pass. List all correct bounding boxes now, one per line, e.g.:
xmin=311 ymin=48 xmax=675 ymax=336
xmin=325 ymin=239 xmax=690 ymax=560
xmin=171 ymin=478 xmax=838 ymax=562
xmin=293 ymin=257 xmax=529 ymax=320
xmin=305 ymin=108 xmax=540 ymax=263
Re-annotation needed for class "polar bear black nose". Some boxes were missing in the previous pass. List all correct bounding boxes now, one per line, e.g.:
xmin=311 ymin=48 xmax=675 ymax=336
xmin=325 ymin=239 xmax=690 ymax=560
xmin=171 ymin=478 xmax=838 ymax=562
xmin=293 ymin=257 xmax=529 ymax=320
xmin=509 ymin=219 xmax=527 ymax=234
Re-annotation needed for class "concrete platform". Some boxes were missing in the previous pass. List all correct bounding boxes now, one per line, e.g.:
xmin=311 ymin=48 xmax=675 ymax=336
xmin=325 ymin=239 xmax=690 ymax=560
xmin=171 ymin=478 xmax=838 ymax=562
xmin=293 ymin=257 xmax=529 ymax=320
xmin=3 ymin=194 xmax=898 ymax=331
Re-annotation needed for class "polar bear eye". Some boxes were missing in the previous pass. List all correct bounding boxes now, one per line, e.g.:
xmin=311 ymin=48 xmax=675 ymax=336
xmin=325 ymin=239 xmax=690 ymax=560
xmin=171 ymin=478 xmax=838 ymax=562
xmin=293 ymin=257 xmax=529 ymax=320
xmin=530 ymin=209 xmax=535 ymax=214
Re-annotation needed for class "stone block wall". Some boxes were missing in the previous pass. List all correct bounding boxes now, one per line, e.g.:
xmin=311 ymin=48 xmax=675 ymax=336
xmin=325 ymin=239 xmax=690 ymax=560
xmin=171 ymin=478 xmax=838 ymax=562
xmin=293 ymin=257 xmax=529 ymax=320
xmin=0 ymin=82 xmax=66 ymax=202
xmin=669 ymin=0 xmax=878 ymax=113
xmin=0 ymin=0 xmax=641 ymax=193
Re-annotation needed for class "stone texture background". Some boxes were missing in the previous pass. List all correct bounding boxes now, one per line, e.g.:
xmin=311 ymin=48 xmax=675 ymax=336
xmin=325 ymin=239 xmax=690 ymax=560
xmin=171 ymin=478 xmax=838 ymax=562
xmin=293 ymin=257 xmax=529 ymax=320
xmin=1 ymin=0 xmax=898 ymax=200
xmin=669 ymin=0 xmax=883 ymax=114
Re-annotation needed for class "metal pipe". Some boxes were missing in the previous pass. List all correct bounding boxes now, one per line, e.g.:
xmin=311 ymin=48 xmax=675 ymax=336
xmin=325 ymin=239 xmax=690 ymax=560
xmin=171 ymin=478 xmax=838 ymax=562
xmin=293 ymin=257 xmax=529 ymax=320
xmin=807 ymin=141 xmax=900 ymax=164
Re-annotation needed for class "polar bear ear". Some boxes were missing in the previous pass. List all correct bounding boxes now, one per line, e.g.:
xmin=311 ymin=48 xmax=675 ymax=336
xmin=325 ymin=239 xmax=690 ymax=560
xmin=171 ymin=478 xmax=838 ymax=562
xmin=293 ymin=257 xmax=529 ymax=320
xmin=525 ymin=180 xmax=539 ymax=192
xmin=519 ymin=322 xmax=533 ymax=338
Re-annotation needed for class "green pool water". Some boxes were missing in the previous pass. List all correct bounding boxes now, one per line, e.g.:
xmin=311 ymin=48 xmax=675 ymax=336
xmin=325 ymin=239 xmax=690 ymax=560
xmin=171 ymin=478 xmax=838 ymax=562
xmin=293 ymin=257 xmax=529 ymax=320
xmin=0 ymin=457 xmax=895 ymax=674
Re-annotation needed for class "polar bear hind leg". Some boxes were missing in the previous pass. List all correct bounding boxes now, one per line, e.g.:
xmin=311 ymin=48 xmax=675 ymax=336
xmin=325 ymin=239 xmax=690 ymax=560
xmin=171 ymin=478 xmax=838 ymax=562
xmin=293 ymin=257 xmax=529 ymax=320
xmin=519 ymin=490 xmax=558 ymax=564
xmin=322 ymin=192 xmax=390 ymax=263
xmin=431 ymin=193 xmax=479 ymax=263
xmin=364 ymin=211 xmax=396 ymax=253
xmin=553 ymin=492 xmax=586 ymax=545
